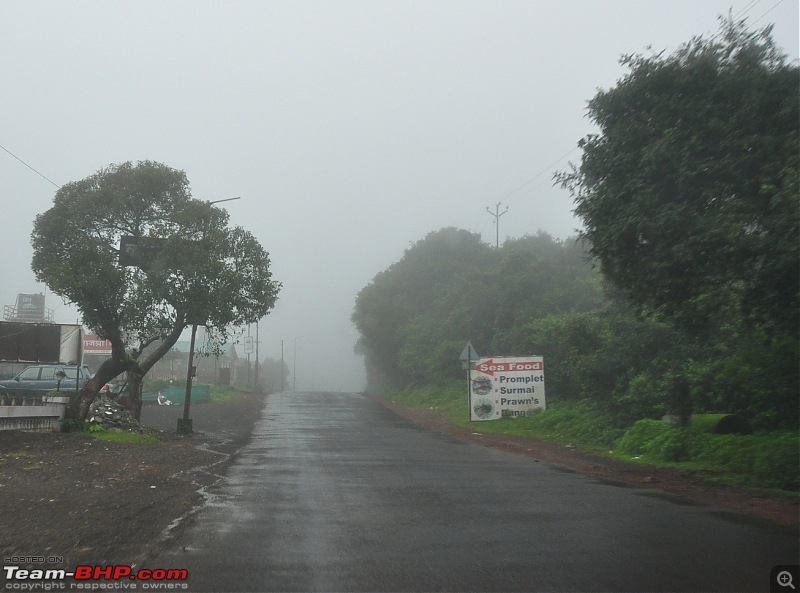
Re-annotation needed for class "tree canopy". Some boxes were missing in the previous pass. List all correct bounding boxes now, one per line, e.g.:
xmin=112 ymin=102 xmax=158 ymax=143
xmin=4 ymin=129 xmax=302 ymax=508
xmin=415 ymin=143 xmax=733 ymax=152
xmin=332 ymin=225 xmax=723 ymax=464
xmin=352 ymin=227 xmax=603 ymax=391
xmin=557 ymin=18 xmax=798 ymax=338
xmin=31 ymin=161 xmax=281 ymax=419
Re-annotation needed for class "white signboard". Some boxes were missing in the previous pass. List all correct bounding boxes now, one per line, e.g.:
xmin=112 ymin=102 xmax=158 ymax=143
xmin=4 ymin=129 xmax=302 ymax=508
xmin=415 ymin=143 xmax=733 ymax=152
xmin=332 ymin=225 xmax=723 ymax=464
xmin=469 ymin=356 xmax=546 ymax=421
xmin=243 ymin=336 xmax=254 ymax=355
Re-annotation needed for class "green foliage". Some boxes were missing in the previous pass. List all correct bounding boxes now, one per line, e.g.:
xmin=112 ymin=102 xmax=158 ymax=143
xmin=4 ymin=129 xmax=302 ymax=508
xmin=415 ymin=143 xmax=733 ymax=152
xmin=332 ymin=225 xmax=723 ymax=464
xmin=556 ymin=19 xmax=798 ymax=427
xmin=354 ymin=19 xmax=798 ymax=440
xmin=388 ymin=388 xmax=798 ymax=491
xmin=388 ymin=383 xmax=467 ymax=417
xmin=495 ymin=400 xmax=624 ymax=447
xmin=353 ymin=228 xmax=604 ymax=391
xmin=612 ymin=373 xmax=669 ymax=425
xmin=208 ymin=385 xmax=245 ymax=404
xmin=616 ymin=420 xmax=799 ymax=491
xmin=615 ymin=419 xmax=675 ymax=456
xmin=558 ymin=19 xmax=798 ymax=338
xmin=31 ymin=161 xmax=281 ymax=419
xmin=90 ymin=429 xmax=159 ymax=444
xmin=389 ymin=386 xmax=624 ymax=448
xmin=689 ymin=414 xmax=729 ymax=433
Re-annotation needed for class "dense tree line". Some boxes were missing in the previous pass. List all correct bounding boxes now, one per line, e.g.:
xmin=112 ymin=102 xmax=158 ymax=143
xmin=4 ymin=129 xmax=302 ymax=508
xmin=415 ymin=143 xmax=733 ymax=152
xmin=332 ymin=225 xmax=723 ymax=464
xmin=353 ymin=226 xmax=795 ymax=428
xmin=353 ymin=20 xmax=797 ymax=429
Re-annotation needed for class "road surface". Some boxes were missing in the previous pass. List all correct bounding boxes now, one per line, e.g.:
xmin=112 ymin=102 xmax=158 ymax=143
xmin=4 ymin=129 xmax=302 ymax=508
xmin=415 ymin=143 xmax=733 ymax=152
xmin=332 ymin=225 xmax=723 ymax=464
xmin=149 ymin=391 xmax=798 ymax=592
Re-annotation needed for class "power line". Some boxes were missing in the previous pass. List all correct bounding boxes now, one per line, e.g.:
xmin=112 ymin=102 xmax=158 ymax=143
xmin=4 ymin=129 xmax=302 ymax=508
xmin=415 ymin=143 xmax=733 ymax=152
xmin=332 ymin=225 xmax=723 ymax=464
xmin=0 ymin=143 xmax=61 ymax=188
xmin=732 ymin=0 xmax=763 ymax=20
xmin=497 ymin=146 xmax=580 ymax=208
xmin=750 ymin=0 xmax=786 ymax=26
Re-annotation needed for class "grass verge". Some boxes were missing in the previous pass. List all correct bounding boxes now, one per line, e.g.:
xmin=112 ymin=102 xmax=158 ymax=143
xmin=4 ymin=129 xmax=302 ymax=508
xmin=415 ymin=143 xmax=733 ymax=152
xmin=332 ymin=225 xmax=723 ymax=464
xmin=385 ymin=383 xmax=799 ymax=494
xmin=89 ymin=429 xmax=159 ymax=444
xmin=208 ymin=385 xmax=257 ymax=404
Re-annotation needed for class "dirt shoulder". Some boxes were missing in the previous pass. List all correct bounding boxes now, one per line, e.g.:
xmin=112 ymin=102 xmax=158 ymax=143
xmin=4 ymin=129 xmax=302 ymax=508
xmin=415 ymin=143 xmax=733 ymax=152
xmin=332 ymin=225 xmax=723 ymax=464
xmin=371 ymin=395 xmax=800 ymax=531
xmin=0 ymin=391 xmax=267 ymax=573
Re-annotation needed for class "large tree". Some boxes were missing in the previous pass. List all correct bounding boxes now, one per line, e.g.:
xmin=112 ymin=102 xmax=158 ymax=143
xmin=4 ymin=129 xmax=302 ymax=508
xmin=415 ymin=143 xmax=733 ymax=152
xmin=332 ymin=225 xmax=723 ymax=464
xmin=557 ymin=18 xmax=798 ymax=337
xmin=31 ymin=161 xmax=280 ymax=420
xmin=352 ymin=227 xmax=604 ymax=391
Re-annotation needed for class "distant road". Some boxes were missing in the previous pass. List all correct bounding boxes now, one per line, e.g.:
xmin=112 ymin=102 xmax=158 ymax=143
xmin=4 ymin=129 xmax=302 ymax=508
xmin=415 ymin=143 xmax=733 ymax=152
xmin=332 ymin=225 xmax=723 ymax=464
xmin=149 ymin=391 xmax=798 ymax=592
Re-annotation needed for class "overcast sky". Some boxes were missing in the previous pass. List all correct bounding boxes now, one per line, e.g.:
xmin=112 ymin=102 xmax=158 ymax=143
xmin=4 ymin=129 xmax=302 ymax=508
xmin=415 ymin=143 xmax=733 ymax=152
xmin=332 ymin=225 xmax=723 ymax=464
xmin=1 ymin=0 xmax=797 ymax=392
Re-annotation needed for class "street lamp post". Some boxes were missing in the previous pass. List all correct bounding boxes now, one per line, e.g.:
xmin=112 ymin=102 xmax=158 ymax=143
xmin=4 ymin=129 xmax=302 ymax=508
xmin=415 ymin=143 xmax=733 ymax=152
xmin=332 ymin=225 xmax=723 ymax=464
xmin=177 ymin=196 xmax=241 ymax=434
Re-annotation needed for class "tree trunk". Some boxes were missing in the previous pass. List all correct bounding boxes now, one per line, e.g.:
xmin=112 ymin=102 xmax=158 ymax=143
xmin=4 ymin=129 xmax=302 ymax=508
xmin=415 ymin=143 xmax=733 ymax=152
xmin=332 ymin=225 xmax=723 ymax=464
xmin=70 ymin=378 xmax=103 ymax=422
xmin=120 ymin=369 xmax=145 ymax=421
xmin=68 ymin=356 xmax=129 ymax=421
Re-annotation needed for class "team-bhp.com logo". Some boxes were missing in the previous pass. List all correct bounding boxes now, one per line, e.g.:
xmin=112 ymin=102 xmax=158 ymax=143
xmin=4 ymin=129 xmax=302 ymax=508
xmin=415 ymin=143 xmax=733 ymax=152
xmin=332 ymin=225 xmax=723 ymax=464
xmin=4 ymin=565 xmax=189 ymax=589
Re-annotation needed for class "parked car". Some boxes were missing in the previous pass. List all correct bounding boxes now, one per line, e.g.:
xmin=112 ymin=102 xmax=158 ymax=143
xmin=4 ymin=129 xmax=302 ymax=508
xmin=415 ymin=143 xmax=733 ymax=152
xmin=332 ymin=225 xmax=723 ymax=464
xmin=0 ymin=363 xmax=93 ymax=397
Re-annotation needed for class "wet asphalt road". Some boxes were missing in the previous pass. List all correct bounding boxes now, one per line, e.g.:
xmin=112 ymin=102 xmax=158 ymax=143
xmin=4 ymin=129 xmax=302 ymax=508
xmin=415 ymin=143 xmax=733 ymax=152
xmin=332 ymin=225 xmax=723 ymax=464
xmin=150 ymin=391 xmax=798 ymax=592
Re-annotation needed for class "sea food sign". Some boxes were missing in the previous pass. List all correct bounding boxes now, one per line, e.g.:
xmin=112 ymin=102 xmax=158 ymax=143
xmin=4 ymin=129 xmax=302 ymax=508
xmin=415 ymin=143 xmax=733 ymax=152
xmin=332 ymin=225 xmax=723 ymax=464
xmin=470 ymin=356 xmax=546 ymax=421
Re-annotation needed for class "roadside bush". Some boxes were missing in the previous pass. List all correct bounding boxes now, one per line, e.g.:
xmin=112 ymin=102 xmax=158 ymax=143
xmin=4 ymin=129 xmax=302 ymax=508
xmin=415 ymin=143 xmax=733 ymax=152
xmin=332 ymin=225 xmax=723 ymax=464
xmin=693 ymin=431 xmax=800 ymax=491
xmin=750 ymin=433 xmax=800 ymax=491
xmin=526 ymin=400 xmax=623 ymax=446
xmin=649 ymin=428 xmax=693 ymax=462
xmin=615 ymin=419 xmax=674 ymax=456
xmin=611 ymin=372 xmax=669 ymax=426
xmin=616 ymin=420 xmax=799 ymax=491
xmin=690 ymin=414 xmax=729 ymax=433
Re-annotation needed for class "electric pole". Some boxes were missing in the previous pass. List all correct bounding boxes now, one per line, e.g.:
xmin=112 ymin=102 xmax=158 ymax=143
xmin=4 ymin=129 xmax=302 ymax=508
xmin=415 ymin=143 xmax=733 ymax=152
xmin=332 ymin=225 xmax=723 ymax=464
xmin=280 ymin=339 xmax=285 ymax=392
xmin=486 ymin=202 xmax=509 ymax=248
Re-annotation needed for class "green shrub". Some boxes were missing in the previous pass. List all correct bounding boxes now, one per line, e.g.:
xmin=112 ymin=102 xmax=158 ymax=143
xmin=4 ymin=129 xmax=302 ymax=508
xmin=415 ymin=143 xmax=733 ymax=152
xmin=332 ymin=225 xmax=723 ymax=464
xmin=616 ymin=419 xmax=674 ymax=456
xmin=750 ymin=433 xmax=800 ymax=491
xmin=650 ymin=428 xmax=693 ymax=462
xmin=690 ymin=414 xmax=729 ymax=433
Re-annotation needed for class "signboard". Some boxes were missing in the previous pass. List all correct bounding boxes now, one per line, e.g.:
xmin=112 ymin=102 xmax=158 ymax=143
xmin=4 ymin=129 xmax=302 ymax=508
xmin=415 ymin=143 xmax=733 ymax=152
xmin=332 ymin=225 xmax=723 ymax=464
xmin=469 ymin=356 xmax=545 ymax=421
xmin=14 ymin=294 xmax=46 ymax=322
xmin=84 ymin=334 xmax=113 ymax=356
xmin=459 ymin=342 xmax=479 ymax=370
xmin=243 ymin=335 xmax=254 ymax=355
xmin=119 ymin=236 xmax=167 ymax=269
xmin=0 ymin=323 xmax=82 ymax=364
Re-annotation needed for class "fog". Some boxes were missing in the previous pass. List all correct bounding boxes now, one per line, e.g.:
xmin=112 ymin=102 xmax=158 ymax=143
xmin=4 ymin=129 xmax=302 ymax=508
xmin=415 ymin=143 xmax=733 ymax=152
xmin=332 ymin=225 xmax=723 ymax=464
xmin=1 ymin=1 xmax=797 ymax=392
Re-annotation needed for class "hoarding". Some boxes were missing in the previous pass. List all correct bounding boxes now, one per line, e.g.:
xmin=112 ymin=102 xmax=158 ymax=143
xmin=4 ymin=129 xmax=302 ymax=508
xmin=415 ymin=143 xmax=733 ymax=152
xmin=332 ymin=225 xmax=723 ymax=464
xmin=84 ymin=334 xmax=113 ymax=356
xmin=469 ymin=356 xmax=546 ymax=421
xmin=0 ymin=323 xmax=83 ymax=364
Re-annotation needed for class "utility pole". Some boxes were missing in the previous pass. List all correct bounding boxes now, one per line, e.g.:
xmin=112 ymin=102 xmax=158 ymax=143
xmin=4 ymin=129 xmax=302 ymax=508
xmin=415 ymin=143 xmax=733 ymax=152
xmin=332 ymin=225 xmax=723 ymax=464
xmin=280 ymin=339 xmax=285 ymax=392
xmin=255 ymin=320 xmax=260 ymax=390
xmin=293 ymin=337 xmax=298 ymax=392
xmin=177 ymin=322 xmax=197 ymax=434
xmin=178 ymin=196 xmax=241 ymax=434
xmin=486 ymin=202 xmax=509 ymax=248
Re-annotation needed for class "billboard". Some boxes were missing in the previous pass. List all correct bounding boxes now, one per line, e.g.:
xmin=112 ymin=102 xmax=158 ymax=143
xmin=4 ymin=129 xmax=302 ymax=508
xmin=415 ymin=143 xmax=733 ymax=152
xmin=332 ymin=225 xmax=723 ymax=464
xmin=84 ymin=334 xmax=113 ymax=356
xmin=14 ymin=294 xmax=46 ymax=322
xmin=0 ymin=323 xmax=83 ymax=364
xmin=469 ymin=356 xmax=546 ymax=421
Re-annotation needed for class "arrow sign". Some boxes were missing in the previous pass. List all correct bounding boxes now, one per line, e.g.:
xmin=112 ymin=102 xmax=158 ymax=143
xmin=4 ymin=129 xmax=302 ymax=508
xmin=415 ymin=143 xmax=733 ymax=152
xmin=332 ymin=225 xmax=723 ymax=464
xmin=474 ymin=358 xmax=504 ymax=376
xmin=459 ymin=342 xmax=479 ymax=362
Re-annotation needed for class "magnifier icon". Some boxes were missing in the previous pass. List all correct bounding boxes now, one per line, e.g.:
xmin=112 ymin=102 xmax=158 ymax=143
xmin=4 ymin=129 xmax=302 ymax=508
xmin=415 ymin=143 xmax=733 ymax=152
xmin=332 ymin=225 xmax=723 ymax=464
xmin=777 ymin=571 xmax=795 ymax=589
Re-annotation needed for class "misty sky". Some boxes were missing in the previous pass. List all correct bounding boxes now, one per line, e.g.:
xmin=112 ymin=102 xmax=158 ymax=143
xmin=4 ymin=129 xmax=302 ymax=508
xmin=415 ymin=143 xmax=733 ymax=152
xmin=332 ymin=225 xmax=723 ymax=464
xmin=1 ymin=0 xmax=797 ymax=392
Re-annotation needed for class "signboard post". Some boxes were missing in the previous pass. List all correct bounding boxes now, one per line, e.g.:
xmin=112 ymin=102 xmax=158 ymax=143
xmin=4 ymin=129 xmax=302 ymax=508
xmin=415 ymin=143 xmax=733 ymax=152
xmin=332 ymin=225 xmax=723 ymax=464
xmin=469 ymin=356 xmax=546 ymax=421
xmin=460 ymin=342 xmax=480 ymax=419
